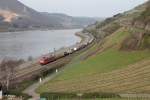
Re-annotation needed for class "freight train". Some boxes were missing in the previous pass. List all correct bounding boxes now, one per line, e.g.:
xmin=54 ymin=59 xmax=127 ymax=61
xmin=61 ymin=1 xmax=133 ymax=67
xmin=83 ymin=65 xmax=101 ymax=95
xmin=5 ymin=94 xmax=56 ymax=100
xmin=39 ymin=33 xmax=94 ymax=65
xmin=39 ymin=47 xmax=78 ymax=65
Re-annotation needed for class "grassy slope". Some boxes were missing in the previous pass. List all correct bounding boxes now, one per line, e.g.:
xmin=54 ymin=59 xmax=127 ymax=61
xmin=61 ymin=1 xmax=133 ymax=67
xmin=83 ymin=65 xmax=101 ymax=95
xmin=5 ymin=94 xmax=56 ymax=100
xmin=37 ymin=27 xmax=150 ymax=93
xmin=42 ymin=96 xmax=150 ymax=100
xmin=58 ymin=99 xmax=149 ymax=100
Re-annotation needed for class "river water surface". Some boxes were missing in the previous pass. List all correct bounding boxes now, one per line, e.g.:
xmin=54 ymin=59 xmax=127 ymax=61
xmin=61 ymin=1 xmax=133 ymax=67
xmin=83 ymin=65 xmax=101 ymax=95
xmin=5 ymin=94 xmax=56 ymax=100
xmin=0 ymin=29 xmax=81 ymax=59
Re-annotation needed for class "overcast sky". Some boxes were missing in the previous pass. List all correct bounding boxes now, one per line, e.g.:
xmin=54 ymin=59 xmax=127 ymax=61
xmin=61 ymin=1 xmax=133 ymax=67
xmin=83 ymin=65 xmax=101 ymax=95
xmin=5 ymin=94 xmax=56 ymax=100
xmin=19 ymin=0 xmax=148 ymax=17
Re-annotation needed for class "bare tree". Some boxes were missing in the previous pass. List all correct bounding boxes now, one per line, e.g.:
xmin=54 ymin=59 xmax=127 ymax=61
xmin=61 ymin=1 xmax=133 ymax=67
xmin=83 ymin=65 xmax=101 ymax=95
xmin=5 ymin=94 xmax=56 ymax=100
xmin=6 ymin=65 xmax=11 ymax=90
xmin=0 ymin=58 xmax=25 ymax=90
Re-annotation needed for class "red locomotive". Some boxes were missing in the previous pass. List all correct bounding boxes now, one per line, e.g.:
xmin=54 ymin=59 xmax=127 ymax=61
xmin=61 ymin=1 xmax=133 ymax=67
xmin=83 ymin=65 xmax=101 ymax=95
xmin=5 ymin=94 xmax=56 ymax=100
xmin=39 ymin=55 xmax=56 ymax=65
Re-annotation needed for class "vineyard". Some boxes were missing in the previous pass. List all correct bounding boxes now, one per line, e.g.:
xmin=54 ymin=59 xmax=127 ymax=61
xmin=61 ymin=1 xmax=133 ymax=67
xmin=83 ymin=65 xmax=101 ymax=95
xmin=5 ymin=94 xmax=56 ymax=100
xmin=38 ymin=59 xmax=150 ymax=93
xmin=36 ymin=1 xmax=150 ymax=100
xmin=37 ymin=28 xmax=150 ymax=94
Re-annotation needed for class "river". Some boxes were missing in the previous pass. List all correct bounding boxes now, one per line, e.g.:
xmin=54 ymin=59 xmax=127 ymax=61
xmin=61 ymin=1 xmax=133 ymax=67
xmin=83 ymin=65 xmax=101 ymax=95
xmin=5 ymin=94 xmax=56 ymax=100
xmin=0 ymin=29 xmax=81 ymax=59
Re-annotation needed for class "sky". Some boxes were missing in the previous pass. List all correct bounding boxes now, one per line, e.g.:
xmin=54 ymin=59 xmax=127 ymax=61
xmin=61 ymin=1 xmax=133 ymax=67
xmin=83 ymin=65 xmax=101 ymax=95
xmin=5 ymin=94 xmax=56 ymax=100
xmin=19 ymin=0 xmax=148 ymax=17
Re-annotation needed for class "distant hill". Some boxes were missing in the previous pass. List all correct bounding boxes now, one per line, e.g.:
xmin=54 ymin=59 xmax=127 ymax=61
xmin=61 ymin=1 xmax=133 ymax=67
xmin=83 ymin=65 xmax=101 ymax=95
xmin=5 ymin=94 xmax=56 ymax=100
xmin=0 ymin=0 xmax=102 ymax=31
xmin=41 ymin=12 xmax=102 ymax=29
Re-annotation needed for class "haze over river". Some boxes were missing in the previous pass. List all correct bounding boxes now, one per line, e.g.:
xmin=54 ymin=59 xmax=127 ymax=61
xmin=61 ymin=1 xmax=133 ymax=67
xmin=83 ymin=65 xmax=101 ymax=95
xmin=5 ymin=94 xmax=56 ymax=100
xmin=0 ymin=29 xmax=81 ymax=59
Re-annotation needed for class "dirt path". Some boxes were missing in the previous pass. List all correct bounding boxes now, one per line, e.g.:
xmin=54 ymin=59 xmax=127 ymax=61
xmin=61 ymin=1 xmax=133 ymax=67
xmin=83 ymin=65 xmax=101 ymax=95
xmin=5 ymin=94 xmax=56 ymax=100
xmin=23 ymin=71 xmax=60 ymax=100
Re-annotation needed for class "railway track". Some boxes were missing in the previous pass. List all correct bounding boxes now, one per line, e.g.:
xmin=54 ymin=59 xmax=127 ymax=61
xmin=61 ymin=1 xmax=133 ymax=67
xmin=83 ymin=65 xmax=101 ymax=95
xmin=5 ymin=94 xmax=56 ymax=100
xmin=0 ymin=32 xmax=94 ymax=85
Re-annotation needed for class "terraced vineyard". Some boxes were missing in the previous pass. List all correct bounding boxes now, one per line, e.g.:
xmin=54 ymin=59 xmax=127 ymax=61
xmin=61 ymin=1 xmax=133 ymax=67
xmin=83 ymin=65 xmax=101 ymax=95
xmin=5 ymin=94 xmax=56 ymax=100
xmin=37 ymin=1 xmax=150 ymax=99
xmin=37 ymin=27 xmax=150 ymax=94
